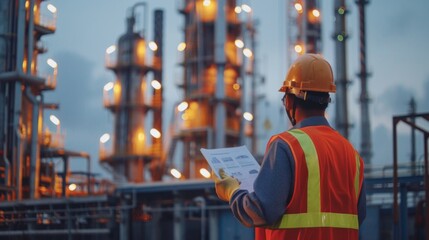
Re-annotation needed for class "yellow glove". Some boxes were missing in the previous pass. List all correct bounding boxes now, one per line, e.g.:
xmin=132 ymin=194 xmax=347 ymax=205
xmin=213 ymin=168 xmax=240 ymax=202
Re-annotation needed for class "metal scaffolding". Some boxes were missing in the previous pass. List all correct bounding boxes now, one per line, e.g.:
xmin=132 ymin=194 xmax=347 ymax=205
xmin=286 ymin=0 xmax=323 ymax=62
xmin=169 ymin=0 xmax=257 ymax=179
xmin=101 ymin=4 xmax=164 ymax=183
xmin=392 ymin=112 xmax=429 ymax=240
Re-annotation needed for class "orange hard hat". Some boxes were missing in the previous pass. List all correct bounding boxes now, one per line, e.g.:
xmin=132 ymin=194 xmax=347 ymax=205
xmin=279 ymin=54 xmax=336 ymax=98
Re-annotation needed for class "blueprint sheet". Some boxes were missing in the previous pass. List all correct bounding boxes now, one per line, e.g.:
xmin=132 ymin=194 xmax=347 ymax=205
xmin=200 ymin=146 xmax=260 ymax=192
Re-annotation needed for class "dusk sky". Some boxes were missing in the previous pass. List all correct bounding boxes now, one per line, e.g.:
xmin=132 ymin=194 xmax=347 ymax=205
xmin=40 ymin=0 xmax=429 ymax=178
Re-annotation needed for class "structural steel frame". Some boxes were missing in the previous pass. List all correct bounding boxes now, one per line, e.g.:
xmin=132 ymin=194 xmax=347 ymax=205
xmin=392 ymin=112 xmax=429 ymax=240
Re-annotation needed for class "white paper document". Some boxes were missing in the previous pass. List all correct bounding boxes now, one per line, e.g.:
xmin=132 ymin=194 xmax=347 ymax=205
xmin=200 ymin=146 xmax=260 ymax=192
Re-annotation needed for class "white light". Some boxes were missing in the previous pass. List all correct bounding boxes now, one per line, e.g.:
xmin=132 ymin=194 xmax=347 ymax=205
xmin=203 ymin=0 xmax=211 ymax=6
xmin=294 ymin=3 xmax=303 ymax=13
xmin=104 ymin=82 xmax=114 ymax=91
xmin=49 ymin=115 xmax=60 ymax=126
xmin=294 ymin=44 xmax=303 ymax=53
xmin=177 ymin=42 xmax=186 ymax=52
xmin=47 ymin=4 xmax=57 ymax=13
xmin=47 ymin=58 xmax=57 ymax=68
xmin=234 ymin=39 xmax=244 ymax=49
xmin=177 ymin=101 xmax=189 ymax=112
xmin=312 ymin=9 xmax=320 ymax=18
xmin=234 ymin=6 xmax=242 ymax=14
xmin=150 ymin=128 xmax=161 ymax=139
xmin=151 ymin=80 xmax=162 ymax=90
xmin=99 ymin=133 xmax=110 ymax=143
xmin=199 ymin=168 xmax=211 ymax=178
xmin=149 ymin=41 xmax=158 ymax=51
xmin=241 ymin=4 xmax=252 ymax=13
xmin=243 ymin=48 xmax=253 ymax=58
xmin=243 ymin=112 xmax=254 ymax=121
xmin=68 ymin=183 xmax=77 ymax=191
xmin=170 ymin=168 xmax=182 ymax=179
xmin=106 ymin=45 xmax=116 ymax=54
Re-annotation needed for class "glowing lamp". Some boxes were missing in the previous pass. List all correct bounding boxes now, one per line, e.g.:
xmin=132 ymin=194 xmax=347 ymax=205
xmin=234 ymin=6 xmax=242 ymax=13
xmin=49 ymin=115 xmax=60 ymax=126
xmin=241 ymin=4 xmax=252 ymax=13
xmin=294 ymin=44 xmax=304 ymax=54
xmin=199 ymin=168 xmax=211 ymax=178
xmin=149 ymin=41 xmax=158 ymax=51
xmin=150 ymin=128 xmax=161 ymax=139
xmin=243 ymin=112 xmax=254 ymax=121
xmin=68 ymin=183 xmax=77 ymax=191
xmin=312 ymin=9 xmax=320 ymax=18
xmin=104 ymin=82 xmax=114 ymax=91
xmin=47 ymin=4 xmax=57 ymax=13
xmin=106 ymin=45 xmax=116 ymax=54
xmin=100 ymin=133 xmax=110 ymax=143
xmin=47 ymin=58 xmax=57 ymax=68
xmin=177 ymin=42 xmax=186 ymax=52
xmin=294 ymin=3 xmax=303 ymax=13
xmin=151 ymin=80 xmax=162 ymax=90
xmin=235 ymin=39 xmax=244 ymax=49
xmin=243 ymin=48 xmax=253 ymax=58
xmin=170 ymin=168 xmax=182 ymax=179
xmin=177 ymin=101 xmax=189 ymax=112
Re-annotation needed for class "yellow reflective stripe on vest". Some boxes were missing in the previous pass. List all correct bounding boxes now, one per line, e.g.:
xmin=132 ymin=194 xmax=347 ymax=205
xmin=274 ymin=129 xmax=359 ymax=230
xmin=288 ymin=129 xmax=320 ymax=212
xmin=274 ymin=212 xmax=359 ymax=229
xmin=355 ymin=153 xmax=360 ymax=201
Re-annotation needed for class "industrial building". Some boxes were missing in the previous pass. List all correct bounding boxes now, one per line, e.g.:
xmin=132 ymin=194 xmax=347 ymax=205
xmin=0 ymin=0 xmax=428 ymax=240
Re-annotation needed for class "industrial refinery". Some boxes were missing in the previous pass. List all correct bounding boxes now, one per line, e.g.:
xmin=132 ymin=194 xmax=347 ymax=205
xmin=0 ymin=0 xmax=428 ymax=239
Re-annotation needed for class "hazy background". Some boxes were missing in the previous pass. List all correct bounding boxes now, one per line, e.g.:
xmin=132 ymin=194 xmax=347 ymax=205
xmin=40 ymin=0 xmax=429 ymax=178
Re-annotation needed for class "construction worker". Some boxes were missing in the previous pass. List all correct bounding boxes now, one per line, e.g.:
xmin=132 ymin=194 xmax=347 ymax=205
xmin=214 ymin=53 xmax=366 ymax=239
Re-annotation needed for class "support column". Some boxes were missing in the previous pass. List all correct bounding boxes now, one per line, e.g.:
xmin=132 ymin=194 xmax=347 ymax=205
xmin=208 ymin=209 xmax=218 ymax=240
xmin=214 ymin=0 xmax=226 ymax=148
xmin=333 ymin=0 xmax=350 ymax=138
xmin=119 ymin=198 xmax=131 ymax=240
xmin=400 ymin=184 xmax=408 ymax=240
xmin=173 ymin=197 xmax=184 ymax=240
xmin=62 ymin=156 xmax=68 ymax=197
xmin=424 ymin=136 xmax=429 ymax=240
xmin=356 ymin=0 xmax=372 ymax=165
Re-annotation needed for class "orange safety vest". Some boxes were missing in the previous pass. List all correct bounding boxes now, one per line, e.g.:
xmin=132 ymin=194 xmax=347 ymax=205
xmin=255 ymin=126 xmax=364 ymax=240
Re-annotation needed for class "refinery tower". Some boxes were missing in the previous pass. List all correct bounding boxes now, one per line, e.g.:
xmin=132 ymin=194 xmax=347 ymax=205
xmin=101 ymin=3 xmax=165 ymax=183
xmin=2 ymin=1 xmax=428 ymax=240
xmin=101 ymin=0 xmax=260 ymax=182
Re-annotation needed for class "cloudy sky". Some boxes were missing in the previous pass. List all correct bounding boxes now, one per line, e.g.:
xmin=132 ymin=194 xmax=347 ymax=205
xmin=40 ymin=0 xmax=429 ymax=178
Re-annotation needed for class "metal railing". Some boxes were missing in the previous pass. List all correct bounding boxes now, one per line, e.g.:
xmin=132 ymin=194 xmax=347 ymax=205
xmin=365 ymin=161 xmax=426 ymax=179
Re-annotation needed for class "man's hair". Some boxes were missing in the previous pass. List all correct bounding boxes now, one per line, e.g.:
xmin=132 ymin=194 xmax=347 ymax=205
xmin=291 ymin=91 xmax=330 ymax=111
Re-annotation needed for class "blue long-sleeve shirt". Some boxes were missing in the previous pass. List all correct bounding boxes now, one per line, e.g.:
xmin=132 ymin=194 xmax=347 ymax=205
xmin=229 ymin=116 xmax=367 ymax=228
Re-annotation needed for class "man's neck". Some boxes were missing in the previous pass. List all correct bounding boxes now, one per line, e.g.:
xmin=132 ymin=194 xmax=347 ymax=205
xmin=295 ymin=109 xmax=325 ymax=123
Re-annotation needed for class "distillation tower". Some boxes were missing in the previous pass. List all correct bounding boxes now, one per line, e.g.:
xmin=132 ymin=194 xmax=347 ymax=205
xmin=0 ymin=0 xmax=101 ymax=202
xmin=288 ymin=0 xmax=352 ymax=139
xmin=169 ymin=0 xmax=255 ymax=179
xmin=286 ymin=0 xmax=322 ymax=63
xmin=101 ymin=4 xmax=165 ymax=183
xmin=0 ymin=0 xmax=62 ymax=200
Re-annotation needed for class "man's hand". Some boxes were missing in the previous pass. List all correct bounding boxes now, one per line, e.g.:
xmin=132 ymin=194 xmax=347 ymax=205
xmin=213 ymin=168 xmax=240 ymax=202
